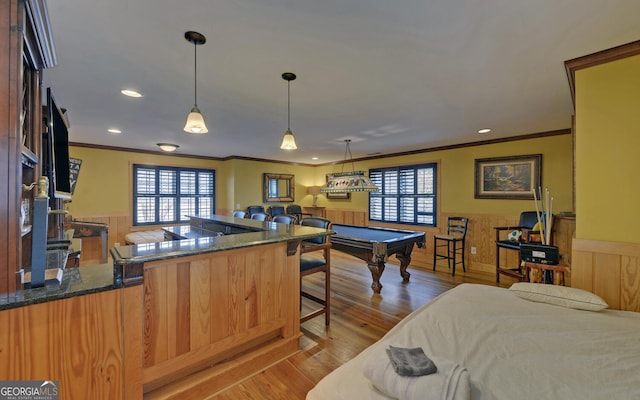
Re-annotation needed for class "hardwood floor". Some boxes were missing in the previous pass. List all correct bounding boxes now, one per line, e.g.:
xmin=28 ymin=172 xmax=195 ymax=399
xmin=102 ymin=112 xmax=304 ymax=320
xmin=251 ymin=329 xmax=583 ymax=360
xmin=149 ymin=250 xmax=506 ymax=400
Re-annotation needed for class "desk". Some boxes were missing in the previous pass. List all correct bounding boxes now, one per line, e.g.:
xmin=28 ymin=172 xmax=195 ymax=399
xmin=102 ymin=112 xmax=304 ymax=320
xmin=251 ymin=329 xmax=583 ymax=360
xmin=330 ymin=224 xmax=425 ymax=293
xmin=522 ymin=262 xmax=570 ymax=286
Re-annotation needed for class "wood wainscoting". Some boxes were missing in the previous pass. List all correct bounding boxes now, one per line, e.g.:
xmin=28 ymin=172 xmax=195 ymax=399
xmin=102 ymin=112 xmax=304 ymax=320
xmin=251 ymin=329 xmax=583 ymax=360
xmin=572 ymin=239 xmax=640 ymax=312
xmin=359 ymin=212 xmax=575 ymax=277
xmin=72 ymin=210 xmax=575 ymax=282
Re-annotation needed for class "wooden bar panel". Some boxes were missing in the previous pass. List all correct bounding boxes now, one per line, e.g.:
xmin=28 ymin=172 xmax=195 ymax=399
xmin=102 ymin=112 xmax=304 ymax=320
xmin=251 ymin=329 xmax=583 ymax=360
xmin=0 ymin=289 xmax=127 ymax=399
xmin=123 ymin=285 xmax=144 ymax=400
xmin=190 ymin=257 xmax=212 ymax=350
xmin=211 ymin=255 xmax=230 ymax=342
xmin=141 ymin=243 xmax=299 ymax=393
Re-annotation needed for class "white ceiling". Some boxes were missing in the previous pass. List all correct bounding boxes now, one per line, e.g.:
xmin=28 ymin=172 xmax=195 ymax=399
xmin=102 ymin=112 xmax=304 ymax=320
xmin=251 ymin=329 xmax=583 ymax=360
xmin=43 ymin=0 xmax=640 ymax=165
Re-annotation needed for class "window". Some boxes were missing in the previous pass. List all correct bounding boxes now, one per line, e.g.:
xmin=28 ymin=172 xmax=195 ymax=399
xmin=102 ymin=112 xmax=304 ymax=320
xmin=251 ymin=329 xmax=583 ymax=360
xmin=133 ymin=164 xmax=215 ymax=225
xmin=369 ymin=163 xmax=437 ymax=226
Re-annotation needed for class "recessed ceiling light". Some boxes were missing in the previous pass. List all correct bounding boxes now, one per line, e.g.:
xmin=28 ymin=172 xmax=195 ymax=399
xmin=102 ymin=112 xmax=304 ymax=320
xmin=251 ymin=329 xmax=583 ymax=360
xmin=121 ymin=89 xmax=143 ymax=98
xmin=157 ymin=143 xmax=179 ymax=152
xmin=478 ymin=128 xmax=491 ymax=134
xmin=312 ymin=157 xmax=319 ymax=160
xmin=107 ymin=128 xmax=122 ymax=135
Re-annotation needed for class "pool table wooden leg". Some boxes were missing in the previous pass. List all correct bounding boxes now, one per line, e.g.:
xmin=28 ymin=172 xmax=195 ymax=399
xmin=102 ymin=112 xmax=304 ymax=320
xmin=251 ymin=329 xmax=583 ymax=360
xmin=367 ymin=260 xmax=385 ymax=294
xmin=396 ymin=252 xmax=412 ymax=282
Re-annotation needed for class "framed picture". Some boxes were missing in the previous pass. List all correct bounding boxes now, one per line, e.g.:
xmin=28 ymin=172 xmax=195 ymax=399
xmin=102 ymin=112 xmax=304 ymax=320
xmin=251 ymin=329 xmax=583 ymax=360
xmin=474 ymin=154 xmax=541 ymax=199
xmin=325 ymin=174 xmax=351 ymax=200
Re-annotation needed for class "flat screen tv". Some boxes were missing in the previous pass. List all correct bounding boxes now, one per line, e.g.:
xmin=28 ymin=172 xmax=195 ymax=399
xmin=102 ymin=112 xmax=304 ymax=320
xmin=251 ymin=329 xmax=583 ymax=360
xmin=43 ymin=87 xmax=72 ymax=203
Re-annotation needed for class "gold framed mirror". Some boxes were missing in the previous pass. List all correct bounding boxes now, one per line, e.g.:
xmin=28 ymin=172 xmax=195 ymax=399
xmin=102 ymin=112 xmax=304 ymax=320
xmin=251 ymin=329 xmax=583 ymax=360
xmin=264 ymin=173 xmax=295 ymax=202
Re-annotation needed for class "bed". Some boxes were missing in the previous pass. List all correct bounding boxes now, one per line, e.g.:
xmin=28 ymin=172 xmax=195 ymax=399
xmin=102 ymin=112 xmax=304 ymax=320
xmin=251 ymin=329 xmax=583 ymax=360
xmin=306 ymin=283 xmax=640 ymax=400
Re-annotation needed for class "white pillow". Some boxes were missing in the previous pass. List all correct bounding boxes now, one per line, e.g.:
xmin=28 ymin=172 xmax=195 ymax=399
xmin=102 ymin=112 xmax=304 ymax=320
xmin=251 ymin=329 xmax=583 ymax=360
xmin=509 ymin=282 xmax=609 ymax=311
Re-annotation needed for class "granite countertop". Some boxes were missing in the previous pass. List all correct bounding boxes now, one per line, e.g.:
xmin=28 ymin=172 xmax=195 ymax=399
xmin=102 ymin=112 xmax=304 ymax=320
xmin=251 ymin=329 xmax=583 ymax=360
xmin=0 ymin=263 xmax=120 ymax=311
xmin=111 ymin=214 xmax=334 ymax=265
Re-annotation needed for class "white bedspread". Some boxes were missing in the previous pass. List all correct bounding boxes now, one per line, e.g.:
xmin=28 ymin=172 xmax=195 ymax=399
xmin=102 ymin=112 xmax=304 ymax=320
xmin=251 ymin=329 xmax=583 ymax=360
xmin=306 ymin=284 xmax=640 ymax=400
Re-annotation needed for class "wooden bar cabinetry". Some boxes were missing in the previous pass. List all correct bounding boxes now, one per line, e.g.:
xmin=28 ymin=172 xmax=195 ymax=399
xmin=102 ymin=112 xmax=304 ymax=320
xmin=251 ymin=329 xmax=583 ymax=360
xmin=1 ymin=0 xmax=57 ymax=297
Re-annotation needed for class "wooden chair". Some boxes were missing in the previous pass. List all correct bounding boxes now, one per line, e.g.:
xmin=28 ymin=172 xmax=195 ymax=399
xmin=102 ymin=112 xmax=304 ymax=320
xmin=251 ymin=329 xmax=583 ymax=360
xmin=495 ymin=211 xmax=542 ymax=283
xmin=433 ymin=217 xmax=468 ymax=276
xmin=300 ymin=217 xmax=332 ymax=325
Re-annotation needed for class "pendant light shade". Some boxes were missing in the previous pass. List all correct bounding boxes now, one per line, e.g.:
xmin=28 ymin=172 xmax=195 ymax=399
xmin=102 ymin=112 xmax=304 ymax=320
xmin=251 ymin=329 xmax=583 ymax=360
xmin=280 ymin=72 xmax=297 ymax=150
xmin=280 ymin=129 xmax=297 ymax=150
xmin=321 ymin=140 xmax=379 ymax=193
xmin=184 ymin=106 xmax=208 ymax=134
xmin=184 ymin=31 xmax=208 ymax=134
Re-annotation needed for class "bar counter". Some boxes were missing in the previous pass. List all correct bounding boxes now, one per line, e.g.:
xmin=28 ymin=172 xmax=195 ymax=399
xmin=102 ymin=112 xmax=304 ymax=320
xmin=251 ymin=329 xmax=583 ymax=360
xmin=111 ymin=214 xmax=333 ymax=398
xmin=1 ymin=214 xmax=333 ymax=399
xmin=111 ymin=214 xmax=333 ymax=265
xmin=0 ymin=263 xmax=117 ymax=311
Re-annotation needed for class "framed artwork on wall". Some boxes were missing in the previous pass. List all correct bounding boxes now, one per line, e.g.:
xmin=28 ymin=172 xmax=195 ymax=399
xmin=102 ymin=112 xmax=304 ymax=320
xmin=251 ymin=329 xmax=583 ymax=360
xmin=325 ymin=174 xmax=351 ymax=200
xmin=474 ymin=154 xmax=541 ymax=199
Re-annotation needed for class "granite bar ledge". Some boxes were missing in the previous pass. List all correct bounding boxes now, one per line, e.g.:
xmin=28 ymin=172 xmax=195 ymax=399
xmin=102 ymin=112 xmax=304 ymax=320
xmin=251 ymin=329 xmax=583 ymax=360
xmin=0 ymin=263 xmax=119 ymax=311
xmin=111 ymin=214 xmax=334 ymax=266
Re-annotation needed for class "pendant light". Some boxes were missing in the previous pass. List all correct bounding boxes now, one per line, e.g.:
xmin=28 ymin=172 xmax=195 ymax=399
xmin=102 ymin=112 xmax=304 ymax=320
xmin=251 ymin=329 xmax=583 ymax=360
xmin=280 ymin=72 xmax=298 ymax=150
xmin=183 ymin=31 xmax=208 ymax=134
xmin=321 ymin=139 xmax=379 ymax=193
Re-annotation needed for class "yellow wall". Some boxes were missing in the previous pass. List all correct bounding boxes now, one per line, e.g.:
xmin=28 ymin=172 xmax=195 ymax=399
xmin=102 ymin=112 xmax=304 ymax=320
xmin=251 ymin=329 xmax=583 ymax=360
xmin=70 ymin=133 xmax=572 ymax=220
xmin=226 ymin=159 xmax=317 ymax=210
xmin=575 ymin=55 xmax=640 ymax=242
xmin=67 ymin=147 xmax=226 ymax=217
xmin=315 ymin=134 xmax=573 ymax=214
xmin=68 ymin=147 xmax=318 ymax=217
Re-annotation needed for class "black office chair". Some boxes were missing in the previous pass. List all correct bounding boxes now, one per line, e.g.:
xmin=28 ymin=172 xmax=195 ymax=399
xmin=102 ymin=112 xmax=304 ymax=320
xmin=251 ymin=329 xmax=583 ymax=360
xmin=495 ymin=211 xmax=543 ymax=283
xmin=286 ymin=204 xmax=311 ymax=222
xmin=250 ymin=212 xmax=269 ymax=221
xmin=272 ymin=215 xmax=295 ymax=225
xmin=433 ymin=216 xmax=469 ymax=276
xmin=300 ymin=217 xmax=332 ymax=325
xmin=268 ymin=205 xmax=286 ymax=218
xmin=246 ymin=205 xmax=265 ymax=218
xmin=232 ymin=210 xmax=247 ymax=218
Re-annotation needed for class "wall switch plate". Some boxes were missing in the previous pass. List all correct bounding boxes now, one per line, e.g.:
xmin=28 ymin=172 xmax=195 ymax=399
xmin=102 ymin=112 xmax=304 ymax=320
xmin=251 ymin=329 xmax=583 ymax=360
xmin=471 ymin=246 xmax=477 ymax=255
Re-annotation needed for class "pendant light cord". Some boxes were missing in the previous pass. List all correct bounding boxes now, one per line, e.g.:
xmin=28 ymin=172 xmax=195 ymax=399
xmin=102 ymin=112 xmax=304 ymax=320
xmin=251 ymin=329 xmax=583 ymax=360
xmin=341 ymin=139 xmax=355 ymax=173
xmin=193 ymin=42 xmax=198 ymax=107
xmin=287 ymin=80 xmax=291 ymax=130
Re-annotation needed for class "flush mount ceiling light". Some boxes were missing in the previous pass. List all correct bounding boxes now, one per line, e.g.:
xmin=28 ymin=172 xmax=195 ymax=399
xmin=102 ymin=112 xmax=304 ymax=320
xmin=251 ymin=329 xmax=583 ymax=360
xmin=321 ymin=139 xmax=379 ymax=193
xmin=107 ymin=128 xmax=122 ymax=135
xmin=183 ymin=31 xmax=208 ymax=134
xmin=478 ymin=128 xmax=492 ymax=134
xmin=280 ymin=72 xmax=297 ymax=150
xmin=157 ymin=143 xmax=179 ymax=152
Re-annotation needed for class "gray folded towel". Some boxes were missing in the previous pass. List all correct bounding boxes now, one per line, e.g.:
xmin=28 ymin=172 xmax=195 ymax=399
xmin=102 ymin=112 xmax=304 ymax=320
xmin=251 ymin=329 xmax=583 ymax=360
xmin=385 ymin=345 xmax=437 ymax=377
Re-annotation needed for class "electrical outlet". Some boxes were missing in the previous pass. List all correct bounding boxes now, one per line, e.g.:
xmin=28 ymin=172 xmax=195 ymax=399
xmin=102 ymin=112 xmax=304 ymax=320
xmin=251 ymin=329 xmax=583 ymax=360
xmin=114 ymin=242 xmax=120 ymax=247
xmin=471 ymin=246 xmax=477 ymax=255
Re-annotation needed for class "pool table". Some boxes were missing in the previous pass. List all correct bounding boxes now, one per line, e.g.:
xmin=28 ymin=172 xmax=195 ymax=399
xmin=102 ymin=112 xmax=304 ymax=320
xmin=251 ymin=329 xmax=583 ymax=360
xmin=330 ymin=224 xmax=426 ymax=293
